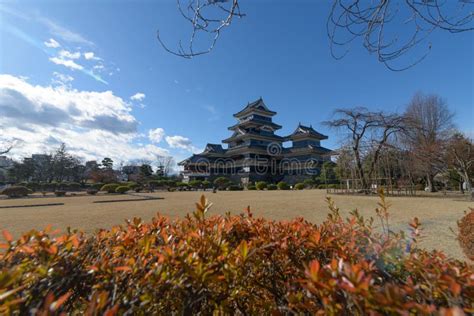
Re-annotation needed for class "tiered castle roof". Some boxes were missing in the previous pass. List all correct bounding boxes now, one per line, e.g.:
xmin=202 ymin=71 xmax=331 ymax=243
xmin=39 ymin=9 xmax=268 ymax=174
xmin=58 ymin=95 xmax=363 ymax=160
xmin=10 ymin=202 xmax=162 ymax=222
xmin=284 ymin=123 xmax=328 ymax=141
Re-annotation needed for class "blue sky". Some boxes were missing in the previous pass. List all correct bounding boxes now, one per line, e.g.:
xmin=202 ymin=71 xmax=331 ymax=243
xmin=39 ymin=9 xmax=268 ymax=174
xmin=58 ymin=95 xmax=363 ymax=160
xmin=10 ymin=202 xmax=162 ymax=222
xmin=0 ymin=0 xmax=473 ymax=167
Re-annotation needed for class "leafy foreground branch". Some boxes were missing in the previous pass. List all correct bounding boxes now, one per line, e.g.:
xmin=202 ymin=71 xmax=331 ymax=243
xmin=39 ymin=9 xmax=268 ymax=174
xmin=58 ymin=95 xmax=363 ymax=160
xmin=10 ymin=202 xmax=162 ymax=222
xmin=1 ymin=195 xmax=473 ymax=314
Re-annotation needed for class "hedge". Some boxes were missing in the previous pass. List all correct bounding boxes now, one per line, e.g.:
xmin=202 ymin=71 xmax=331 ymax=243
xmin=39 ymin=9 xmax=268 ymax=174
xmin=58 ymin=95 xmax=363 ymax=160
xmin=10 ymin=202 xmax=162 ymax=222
xmin=115 ymin=186 xmax=130 ymax=194
xmin=0 ymin=186 xmax=32 ymax=198
xmin=0 ymin=194 xmax=472 ymax=314
xmin=247 ymin=185 xmax=257 ymax=190
xmin=101 ymin=184 xmax=120 ymax=193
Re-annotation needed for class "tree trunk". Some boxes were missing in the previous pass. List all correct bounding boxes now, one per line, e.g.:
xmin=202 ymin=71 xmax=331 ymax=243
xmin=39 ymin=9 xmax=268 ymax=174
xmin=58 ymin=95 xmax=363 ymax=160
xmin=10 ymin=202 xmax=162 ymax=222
xmin=426 ymin=174 xmax=437 ymax=192
xmin=459 ymin=182 xmax=465 ymax=194
xmin=462 ymin=171 xmax=472 ymax=193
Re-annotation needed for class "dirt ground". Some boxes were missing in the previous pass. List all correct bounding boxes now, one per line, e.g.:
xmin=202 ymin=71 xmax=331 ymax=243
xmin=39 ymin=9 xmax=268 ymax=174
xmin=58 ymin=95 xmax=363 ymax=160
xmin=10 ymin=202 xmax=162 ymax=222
xmin=0 ymin=190 xmax=472 ymax=260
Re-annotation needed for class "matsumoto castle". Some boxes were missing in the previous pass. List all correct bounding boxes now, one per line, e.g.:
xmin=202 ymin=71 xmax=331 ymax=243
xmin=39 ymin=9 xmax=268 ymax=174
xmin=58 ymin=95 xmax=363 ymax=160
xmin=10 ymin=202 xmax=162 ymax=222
xmin=179 ymin=98 xmax=332 ymax=184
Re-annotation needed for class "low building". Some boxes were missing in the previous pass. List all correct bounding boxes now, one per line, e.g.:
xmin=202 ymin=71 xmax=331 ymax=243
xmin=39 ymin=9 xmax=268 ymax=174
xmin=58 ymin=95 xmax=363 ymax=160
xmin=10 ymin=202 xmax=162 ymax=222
xmin=179 ymin=98 xmax=331 ymax=184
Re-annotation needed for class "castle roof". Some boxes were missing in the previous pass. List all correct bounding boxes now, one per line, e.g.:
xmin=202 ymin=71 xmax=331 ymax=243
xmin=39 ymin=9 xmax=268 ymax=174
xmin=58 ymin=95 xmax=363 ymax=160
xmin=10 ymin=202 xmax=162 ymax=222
xmin=228 ymin=117 xmax=282 ymax=131
xmin=222 ymin=130 xmax=284 ymax=143
xmin=233 ymin=98 xmax=277 ymax=118
xmin=284 ymin=123 xmax=328 ymax=141
xmin=203 ymin=143 xmax=226 ymax=153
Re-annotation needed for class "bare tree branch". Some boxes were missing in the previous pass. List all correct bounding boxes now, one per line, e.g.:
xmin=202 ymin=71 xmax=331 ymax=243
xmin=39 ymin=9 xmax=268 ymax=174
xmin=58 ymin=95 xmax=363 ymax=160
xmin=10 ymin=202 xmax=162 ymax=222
xmin=157 ymin=0 xmax=245 ymax=58
xmin=328 ymin=0 xmax=473 ymax=71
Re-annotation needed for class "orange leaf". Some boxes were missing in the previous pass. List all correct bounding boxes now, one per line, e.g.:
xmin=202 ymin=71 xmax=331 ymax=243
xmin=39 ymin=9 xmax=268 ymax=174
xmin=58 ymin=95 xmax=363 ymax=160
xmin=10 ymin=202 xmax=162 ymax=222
xmin=115 ymin=266 xmax=132 ymax=272
xmin=49 ymin=291 xmax=72 ymax=312
xmin=307 ymin=260 xmax=320 ymax=281
xmin=2 ymin=230 xmax=13 ymax=242
xmin=450 ymin=282 xmax=461 ymax=296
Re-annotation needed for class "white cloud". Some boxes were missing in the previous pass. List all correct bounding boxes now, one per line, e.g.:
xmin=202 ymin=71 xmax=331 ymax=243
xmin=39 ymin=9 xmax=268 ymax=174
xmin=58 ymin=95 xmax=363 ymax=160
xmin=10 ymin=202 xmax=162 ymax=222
xmin=84 ymin=52 xmax=101 ymax=60
xmin=58 ymin=50 xmax=81 ymax=59
xmin=165 ymin=135 xmax=197 ymax=152
xmin=52 ymin=72 xmax=74 ymax=86
xmin=130 ymin=92 xmax=146 ymax=101
xmin=148 ymin=128 xmax=165 ymax=143
xmin=38 ymin=16 xmax=94 ymax=46
xmin=49 ymin=57 xmax=84 ymax=70
xmin=0 ymin=74 xmax=168 ymax=163
xmin=44 ymin=38 xmax=60 ymax=48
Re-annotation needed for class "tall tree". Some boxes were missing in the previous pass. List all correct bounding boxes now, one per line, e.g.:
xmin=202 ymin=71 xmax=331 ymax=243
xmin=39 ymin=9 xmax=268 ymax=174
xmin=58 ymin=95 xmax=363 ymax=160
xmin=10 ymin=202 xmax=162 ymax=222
xmin=325 ymin=107 xmax=405 ymax=192
xmin=101 ymin=157 xmax=114 ymax=170
xmin=446 ymin=133 xmax=474 ymax=193
xmin=403 ymin=92 xmax=454 ymax=192
xmin=51 ymin=144 xmax=74 ymax=182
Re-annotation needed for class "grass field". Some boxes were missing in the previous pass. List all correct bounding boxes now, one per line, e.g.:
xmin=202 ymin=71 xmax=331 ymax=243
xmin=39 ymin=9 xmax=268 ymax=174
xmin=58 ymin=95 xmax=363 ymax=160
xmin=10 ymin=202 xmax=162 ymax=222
xmin=0 ymin=190 xmax=472 ymax=260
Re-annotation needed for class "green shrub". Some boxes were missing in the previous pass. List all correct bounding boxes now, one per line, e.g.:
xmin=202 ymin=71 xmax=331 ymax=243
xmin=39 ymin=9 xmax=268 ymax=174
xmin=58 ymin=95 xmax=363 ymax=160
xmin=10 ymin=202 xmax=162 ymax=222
xmin=255 ymin=181 xmax=267 ymax=190
xmin=294 ymin=183 xmax=305 ymax=190
xmin=101 ymin=183 xmax=120 ymax=193
xmin=202 ymin=180 xmax=211 ymax=189
xmin=0 ymin=195 xmax=471 ymax=314
xmin=267 ymin=184 xmax=277 ymax=190
xmin=149 ymin=180 xmax=167 ymax=189
xmin=65 ymin=182 xmax=82 ymax=192
xmin=166 ymin=180 xmax=177 ymax=187
xmin=317 ymin=184 xmax=326 ymax=189
xmin=54 ymin=191 xmax=66 ymax=197
xmin=227 ymin=184 xmax=243 ymax=191
xmin=303 ymin=179 xmax=315 ymax=188
xmin=24 ymin=182 xmax=40 ymax=192
xmin=189 ymin=180 xmax=203 ymax=190
xmin=90 ymin=183 xmax=104 ymax=190
xmin=277 ymin=181 xmax=290 ymax=190
xmin=0 ymin=186 xmax=32 ymax=198
xmin=134 ymin=186 xmax=143 ymax=193
xmin=115 ymin=186 xmax=130 ymax=194
xmin=214 ymin=177 xmax=230 ymax=190
xmin=126 ymin=182 xmax=138 ymax=189
xmin=40 ymin=183 xmax=57 ymax=192
xmin=247 ymin=184 xmax=257 ymax=190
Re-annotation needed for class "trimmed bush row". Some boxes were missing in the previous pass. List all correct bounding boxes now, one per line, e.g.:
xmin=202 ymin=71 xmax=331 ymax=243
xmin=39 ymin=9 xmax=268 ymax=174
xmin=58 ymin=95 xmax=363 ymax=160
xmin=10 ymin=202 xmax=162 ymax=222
xmin=0 ymin=195 xmax=472 ymax=314
xmin=0 ymin=186 xmax=32 ymax=198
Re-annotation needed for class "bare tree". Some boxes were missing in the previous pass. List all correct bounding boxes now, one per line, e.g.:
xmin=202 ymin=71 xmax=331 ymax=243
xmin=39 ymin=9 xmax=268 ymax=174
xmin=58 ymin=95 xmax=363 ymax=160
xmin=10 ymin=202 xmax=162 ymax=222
xmin=0 ymin=139 xmax=17 ymax=156
xmin=446 ymin=132 xmax=474 ymax=193
xmin=325 ymin=107 xmax=405 ymax=192
xmin=156 ymin=155 xmax=175 ymax=177
xmin=159 ymin=1 xmax=473 ymax=70
xmin=403 ymin=92 xmax=454 ymax=192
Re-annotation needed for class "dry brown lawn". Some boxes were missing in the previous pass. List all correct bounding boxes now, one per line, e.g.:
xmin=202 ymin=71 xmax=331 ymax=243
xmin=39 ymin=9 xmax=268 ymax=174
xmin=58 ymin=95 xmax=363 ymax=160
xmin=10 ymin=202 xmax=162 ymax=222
xmin=0 ymin=190 xmax=472 ymax=260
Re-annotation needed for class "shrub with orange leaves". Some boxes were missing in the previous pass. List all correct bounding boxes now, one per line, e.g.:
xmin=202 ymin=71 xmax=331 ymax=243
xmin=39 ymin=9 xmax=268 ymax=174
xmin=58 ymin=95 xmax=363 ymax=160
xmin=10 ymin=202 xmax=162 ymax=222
xmin=458 ymin=208 xmax=474 ymax=261
xmin=0 ymin=195 xmax=473 ymax=315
